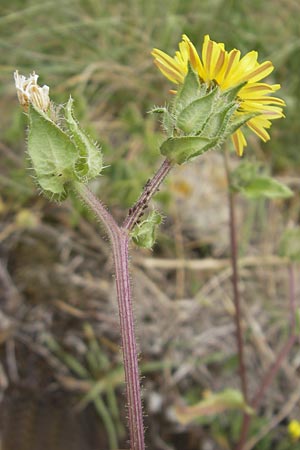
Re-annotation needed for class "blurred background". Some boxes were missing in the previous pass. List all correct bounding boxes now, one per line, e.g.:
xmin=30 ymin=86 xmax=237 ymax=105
xmin=1 ymin=0 xmax=300 ymax=449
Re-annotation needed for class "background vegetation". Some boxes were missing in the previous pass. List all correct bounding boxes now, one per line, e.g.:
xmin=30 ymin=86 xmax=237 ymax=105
xmin=1 ymin=0 xmax=300 ymax=449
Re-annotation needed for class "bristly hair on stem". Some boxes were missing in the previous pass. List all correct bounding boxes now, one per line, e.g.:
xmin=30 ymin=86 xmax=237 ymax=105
xmin=71 ymin=182 xmax=145 ymax=450
xmin=223 ymin=149 xmax=249 ymax=403
xmin=71 ymin=155 xmax=174 ymax=450
xmin=123 ymin=158 xmax=173 ymax=232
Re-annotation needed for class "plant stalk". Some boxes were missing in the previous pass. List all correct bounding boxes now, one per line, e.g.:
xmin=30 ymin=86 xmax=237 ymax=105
xmin=224 ymin=152 xmax=249 ymax=402
xmin=112 ymin=230 xmax=145 ymax=450
xmin=123 ymin=158 xmax=173 ymax=231
xmin=73 ymin=157 xmax=174 ymax=449
xmin=228 ymin=189 xmax=249 ymax=401
xmin=223 ymin=151 xmax=250 ymax=450
xmin=73 ymin=183 xmax=145 ymax=450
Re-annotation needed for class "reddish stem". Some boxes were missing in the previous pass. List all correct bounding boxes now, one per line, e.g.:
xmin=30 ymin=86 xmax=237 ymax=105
xmin=73 ymin=183 xmax=145 ymax=450
xmin=73 ymin=157 xmax=174 ymax=449
xmin=224 ymin=152 xmax=249 ymax=403
xmin=112 ymin=231 xmax=145 ymax=450
xmin=123 ymin=158 xmax=173 ymax=231
xmin=228 ymin=189 xmax=249 ymax=401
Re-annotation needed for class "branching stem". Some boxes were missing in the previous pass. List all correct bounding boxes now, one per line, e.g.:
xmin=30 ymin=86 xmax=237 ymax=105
xmin=123 ymin=158 xmax=173 ymax=231
xmin=72 ymin=158 xmax=174 ymax=450
xmin=72 ymin=183 xmax=145 ymax=450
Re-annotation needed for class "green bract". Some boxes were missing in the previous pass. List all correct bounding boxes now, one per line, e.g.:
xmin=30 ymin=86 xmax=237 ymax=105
xmin=27 ymin=98 xmax=103 ymax=201
xmin=160 ymin=136 xmax=217 ymax=165
xmin=65 ymin=97 xmax=103 ymax=182
xmin=156 ymin=65 xmax=256 ymax=165
xmin=131 ymin=210 xmax=162 ymax=249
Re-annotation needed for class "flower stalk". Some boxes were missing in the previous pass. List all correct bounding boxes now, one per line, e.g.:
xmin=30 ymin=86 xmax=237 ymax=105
xmin=227 ymin=184 xmax=249 ymax=402
xmin=113 ymin=232 xmax=145 ymax=450
xmin=72 ymin=156 xmax=176 ymax=449
xmin=72 ymin=183 xmax=145 ymax=450
xmin=123 ymin=158 xmax=173 ymax=231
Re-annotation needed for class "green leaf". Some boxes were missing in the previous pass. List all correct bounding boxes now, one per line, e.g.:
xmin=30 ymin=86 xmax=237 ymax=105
xmin=230 ymin=161 xmax=261 ymax=189
xmin=160 ymin=136 xmax=217 ymax=164
xmin=279 ymin=228 xmax=300 ymax=262
xmin=241 ymin=176 xmax=294 ymax=199
xmin=176 ymin=86 xmax=219 ymax=134
xmin=28 ymin=105 xmax=79 ymax=200
xmin=131 ymin=210 xmax=162 ymax=249
xmin=174 ymin=389 xmax=254 ymax=425
xmin=65 ymin=97 xmax=103 ymax=182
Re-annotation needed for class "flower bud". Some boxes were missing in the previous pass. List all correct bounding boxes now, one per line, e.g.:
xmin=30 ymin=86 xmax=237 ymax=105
xmin=14 ymin=71 xmax=50 ymax=112
xmin=14 ymin=72 xmax=103 ymax=201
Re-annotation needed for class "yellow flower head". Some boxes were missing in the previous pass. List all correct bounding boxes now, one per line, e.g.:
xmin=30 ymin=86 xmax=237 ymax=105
xmin=288 ymin=420 xmax=300 ymax=441
xmin=152 ymin=35 xmax=285 ymax=156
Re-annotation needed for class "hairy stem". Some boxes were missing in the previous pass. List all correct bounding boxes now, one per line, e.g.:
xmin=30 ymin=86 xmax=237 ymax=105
xmin=112 ymin=231 xmax=145 ymax=450
xmin=224 ymin=153 xmax=248 ymax=402
xmin=228 ymin=189 xmax=249 ymax=400
xmin=72 ymin=183 xmax=145 ymax=450
xmin=73 ymin=182 xmax=119 ymax=241
xmin=223 ymin=152 xmax=250 ymax=450
xmin=123 ymin=158 xmax=173 ymax=231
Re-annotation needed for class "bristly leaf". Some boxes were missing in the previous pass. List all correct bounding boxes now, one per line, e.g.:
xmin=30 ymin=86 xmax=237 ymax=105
xmin=65 ymin=97 xmax=103 ymax=182
xmin=131 ymin=210 xmax=162 ymax=249
xmin=160 ymin=136 xmax=217 ymax=164
xmin=27 ymin=104 xmax=79 ymax=200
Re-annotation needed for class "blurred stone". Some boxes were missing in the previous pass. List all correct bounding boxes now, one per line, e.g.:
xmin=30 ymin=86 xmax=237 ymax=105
xmin=169 ymin=152 xmax=241 ymax=255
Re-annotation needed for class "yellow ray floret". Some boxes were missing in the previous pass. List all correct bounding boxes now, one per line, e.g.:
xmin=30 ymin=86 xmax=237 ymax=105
xmin=152 ymin=34 xmax=285 ymax=155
